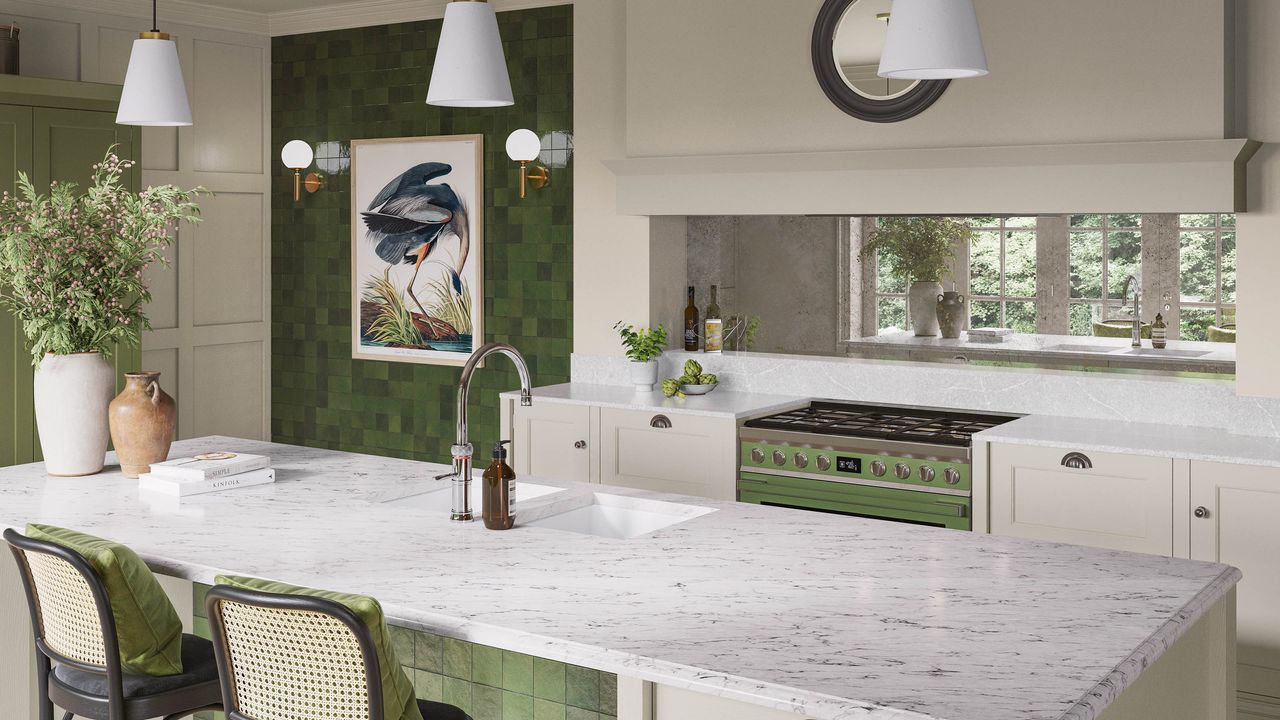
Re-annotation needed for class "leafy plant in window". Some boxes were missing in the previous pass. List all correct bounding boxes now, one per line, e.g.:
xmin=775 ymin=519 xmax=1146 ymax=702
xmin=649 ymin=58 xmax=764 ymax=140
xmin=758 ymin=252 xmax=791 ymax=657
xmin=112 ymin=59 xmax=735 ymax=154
xmin=862 ymin=217 xmax=969 ymax=336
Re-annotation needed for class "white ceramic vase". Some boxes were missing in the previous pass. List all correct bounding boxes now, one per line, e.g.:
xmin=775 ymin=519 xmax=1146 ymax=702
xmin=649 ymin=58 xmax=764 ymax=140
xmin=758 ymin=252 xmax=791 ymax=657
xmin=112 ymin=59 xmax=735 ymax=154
xmin=34 ymin=352 xmax=115 ymax=476
xmin=630 ymin=360 xmax=659 ymax=392
xmin=908 ymin=281 xmax=944 ymax=337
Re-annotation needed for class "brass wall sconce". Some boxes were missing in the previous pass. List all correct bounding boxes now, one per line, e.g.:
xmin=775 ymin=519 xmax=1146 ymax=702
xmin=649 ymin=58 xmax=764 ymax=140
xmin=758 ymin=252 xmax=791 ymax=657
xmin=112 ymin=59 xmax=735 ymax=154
xmin=281 ymin=140 xmax=324 ymax=202
xmin=505 ymin=129 xmax=549 ymax=199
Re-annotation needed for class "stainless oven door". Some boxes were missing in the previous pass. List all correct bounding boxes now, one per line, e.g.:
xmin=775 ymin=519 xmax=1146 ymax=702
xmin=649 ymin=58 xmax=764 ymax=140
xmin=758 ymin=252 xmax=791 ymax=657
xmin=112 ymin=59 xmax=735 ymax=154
xmin=738 ymin=472 xmax=971 ymax=531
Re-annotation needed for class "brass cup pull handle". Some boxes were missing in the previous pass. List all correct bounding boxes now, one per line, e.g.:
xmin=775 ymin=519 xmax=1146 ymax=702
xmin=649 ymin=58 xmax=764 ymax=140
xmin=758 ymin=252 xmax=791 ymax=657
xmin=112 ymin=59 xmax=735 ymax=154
xmin=650 ymin=414 xmax=672 ymax=429
xmin=574 ymin=440 xmax=587 ymax=450
xmin=1194 ymin=506 xmax=1210 ymax=519
xmin=1061 ymin=452 xmax=1093 ymax=469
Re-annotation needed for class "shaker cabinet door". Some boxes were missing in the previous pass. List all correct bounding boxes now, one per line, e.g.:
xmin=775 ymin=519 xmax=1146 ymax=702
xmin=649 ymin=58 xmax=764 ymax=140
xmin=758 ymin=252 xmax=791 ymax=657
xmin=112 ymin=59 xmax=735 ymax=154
xmin=511 ymin=403 xmax=593 ymax=484
xmin=1191 ymin=461 xmax=1280 ymax=706
xmin=598 ymin=408 xmax=736 ymax=500
xmin=0 ymin=104 xmax=33 ymax=468
xmin=989 ymin=443 xmax=1175 ymax=555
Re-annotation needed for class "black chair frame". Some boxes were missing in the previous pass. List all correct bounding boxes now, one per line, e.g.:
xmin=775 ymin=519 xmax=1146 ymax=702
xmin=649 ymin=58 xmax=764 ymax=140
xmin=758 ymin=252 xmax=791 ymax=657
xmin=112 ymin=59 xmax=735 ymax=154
xmin=3 ymin=527 xmax=221 ymax=720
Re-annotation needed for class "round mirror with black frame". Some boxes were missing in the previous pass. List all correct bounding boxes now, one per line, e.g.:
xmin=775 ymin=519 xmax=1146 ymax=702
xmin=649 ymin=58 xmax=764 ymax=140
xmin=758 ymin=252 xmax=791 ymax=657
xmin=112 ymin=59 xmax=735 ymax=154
xmin=812 ymin=0 xmax=951 ymax=123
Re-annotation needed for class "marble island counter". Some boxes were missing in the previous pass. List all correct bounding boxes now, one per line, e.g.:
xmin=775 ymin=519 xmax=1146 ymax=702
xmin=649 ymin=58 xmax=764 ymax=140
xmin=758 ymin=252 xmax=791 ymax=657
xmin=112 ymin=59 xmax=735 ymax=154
xmin=0 ymin=437 xmax=1240 ymax=720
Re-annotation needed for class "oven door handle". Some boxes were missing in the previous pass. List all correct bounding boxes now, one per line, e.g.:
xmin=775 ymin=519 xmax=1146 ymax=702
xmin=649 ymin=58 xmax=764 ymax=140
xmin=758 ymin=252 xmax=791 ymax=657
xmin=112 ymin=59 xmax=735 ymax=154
xmin=932 ymin=501 xmax=969 ymax=518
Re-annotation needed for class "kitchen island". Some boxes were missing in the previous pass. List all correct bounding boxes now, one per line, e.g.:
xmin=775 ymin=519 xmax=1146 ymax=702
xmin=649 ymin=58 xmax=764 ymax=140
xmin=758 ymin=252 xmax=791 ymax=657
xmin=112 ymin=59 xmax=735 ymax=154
xmin=0 ymin=437 xmax=1239 ymax=720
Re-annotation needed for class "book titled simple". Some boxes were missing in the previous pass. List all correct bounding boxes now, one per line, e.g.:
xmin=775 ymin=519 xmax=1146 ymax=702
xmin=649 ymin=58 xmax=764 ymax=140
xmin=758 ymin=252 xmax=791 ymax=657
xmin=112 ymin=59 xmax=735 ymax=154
xmin=148 ymin=452 xmax=271 ymax=481
xmin=139 ymin=467 xmax=276 ymax=498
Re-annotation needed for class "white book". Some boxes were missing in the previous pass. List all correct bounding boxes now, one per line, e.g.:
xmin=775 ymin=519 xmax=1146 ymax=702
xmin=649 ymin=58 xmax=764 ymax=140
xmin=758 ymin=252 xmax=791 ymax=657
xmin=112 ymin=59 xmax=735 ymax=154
xmin=148 ymin=452 xmax=271 ymax=481
xmin=139 ymin=467 xmax=276 ymax=498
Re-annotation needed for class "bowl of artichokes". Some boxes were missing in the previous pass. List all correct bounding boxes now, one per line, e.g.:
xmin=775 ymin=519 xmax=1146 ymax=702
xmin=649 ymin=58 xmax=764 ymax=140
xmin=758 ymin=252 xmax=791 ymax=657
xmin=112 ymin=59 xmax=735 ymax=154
xmin=661 ymin=360 xmax=718 ymax=398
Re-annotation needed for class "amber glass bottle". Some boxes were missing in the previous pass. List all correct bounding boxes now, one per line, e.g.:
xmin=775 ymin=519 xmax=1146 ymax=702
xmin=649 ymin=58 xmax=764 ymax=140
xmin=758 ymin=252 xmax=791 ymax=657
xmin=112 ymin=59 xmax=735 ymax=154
xmin=482 ymin=440 xmax=516 ymax=530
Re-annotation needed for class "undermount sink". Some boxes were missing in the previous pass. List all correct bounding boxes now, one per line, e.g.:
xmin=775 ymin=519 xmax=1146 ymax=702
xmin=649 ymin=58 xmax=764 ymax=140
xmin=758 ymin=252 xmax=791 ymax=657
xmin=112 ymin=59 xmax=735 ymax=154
xmin=386 ymin=481 xmax=564 ymax=512
xmin=1122 ymin=348 xmax=1212 ymax=358
xmin=1042 ymin=344 xmax=1121 ymax=354
xmin=524 ymin=493 xmax=715 ymax=540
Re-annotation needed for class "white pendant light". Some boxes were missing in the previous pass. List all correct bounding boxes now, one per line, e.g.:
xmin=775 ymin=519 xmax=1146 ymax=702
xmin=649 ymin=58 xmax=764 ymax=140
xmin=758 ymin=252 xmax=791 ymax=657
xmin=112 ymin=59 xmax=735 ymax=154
xmin=426 ymin=0 xmax=514 ymax=108
xmin=116 ymin=0 xmax=192 ymax=126
xmin=878 ymin=0 xmax=989 ymax=80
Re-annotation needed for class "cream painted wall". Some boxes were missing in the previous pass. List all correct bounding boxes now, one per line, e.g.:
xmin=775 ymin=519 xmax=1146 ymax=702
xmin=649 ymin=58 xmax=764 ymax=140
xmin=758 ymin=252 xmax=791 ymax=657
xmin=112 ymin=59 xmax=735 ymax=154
xmin=0 ymin=1 xmax=273 ymax=437
xmin=625 ymin=0 xmax=1228 ymax=158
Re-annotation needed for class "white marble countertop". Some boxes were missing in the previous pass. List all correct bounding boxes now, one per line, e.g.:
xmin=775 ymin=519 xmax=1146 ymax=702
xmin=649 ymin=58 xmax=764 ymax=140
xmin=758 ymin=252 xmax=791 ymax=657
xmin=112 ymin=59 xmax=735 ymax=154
xmin=976 ymin=413 xmax=1280 ymax=468
xmin=845 ymin=331 xmax=1235 ymax=370
xmin=0 ymin=437 xmax=1240 ymax=720
xmin=500 ymin=382 xmax=807 ymax=420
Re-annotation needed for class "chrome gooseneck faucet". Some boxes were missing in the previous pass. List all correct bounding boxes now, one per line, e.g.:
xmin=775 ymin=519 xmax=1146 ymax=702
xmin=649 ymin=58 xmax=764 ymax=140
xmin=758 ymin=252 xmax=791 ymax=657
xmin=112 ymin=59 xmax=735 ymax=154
xmin=1120 ymin=275 xmax=1142 ymax=348
xmin=451 ymin=343 xmax=533 ymax=521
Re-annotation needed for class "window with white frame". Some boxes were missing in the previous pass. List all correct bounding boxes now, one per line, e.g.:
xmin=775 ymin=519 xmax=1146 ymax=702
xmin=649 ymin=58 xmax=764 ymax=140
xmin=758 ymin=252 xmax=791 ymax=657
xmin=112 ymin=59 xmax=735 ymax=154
xmin=1068 ymin=214 xmax=1143 ymax=336
xmin=968 ymin=216 xmax=1037 ymax=333
xmin=1178 ymin=213 xmax=1236 ymax=341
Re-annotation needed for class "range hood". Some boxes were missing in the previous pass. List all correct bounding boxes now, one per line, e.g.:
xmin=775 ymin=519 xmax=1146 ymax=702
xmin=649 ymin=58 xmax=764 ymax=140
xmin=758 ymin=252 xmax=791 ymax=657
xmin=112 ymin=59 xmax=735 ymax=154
xmin=606 ymin=139 xmax=1259 ymax=216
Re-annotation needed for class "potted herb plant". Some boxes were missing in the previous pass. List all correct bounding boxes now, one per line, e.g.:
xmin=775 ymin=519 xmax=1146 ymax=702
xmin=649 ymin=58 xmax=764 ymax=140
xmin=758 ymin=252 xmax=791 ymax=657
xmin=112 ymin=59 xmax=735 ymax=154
xmin=0 ymin=149 xmax=202 ymax=476
xmin=861 ymin=217 xmax=969 ymax=336
xmin=614 ymin=322 xmax=668 ymax=392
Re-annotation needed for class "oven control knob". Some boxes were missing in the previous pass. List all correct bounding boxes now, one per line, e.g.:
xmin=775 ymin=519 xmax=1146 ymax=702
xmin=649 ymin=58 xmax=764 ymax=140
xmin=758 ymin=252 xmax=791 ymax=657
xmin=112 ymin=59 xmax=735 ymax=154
xmin=871 ymin=460 xmax=887 ymax=477
xmin=816 ymin=455 xmax=831 ymax=471
xmin=943 ymin=467 xmax=962 ymax=485
xmin=750 ymin=448 xmax=765 ymax=464
xmin=919 ymin=466 xmax=936 ymax=483
xmin=793 ymin=452 xmax=809 ymax=469
xmin=772 ymin=450 xmax=787 ymax=466
xmin=894 ymin=462 xmax=911 ymax=480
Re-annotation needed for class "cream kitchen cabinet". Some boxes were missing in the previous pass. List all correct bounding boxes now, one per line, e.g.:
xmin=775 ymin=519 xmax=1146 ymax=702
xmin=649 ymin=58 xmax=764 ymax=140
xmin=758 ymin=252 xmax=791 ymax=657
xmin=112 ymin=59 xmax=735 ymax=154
xmin=508 ymin=402 xmax=594 ymax=484
xmin=988 ymin=443 xmax=1186 ymax=557
xmin=1191 ymin=461 xmax=1280 ymax=716
xmin=504 ymin=401 xmax=738 ymax=500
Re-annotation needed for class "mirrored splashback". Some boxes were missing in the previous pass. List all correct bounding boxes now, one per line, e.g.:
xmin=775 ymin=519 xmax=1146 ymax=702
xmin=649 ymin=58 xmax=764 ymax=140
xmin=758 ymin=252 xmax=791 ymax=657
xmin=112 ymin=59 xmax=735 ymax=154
xmin=684 ymin=214 xmax=1236 ymax=376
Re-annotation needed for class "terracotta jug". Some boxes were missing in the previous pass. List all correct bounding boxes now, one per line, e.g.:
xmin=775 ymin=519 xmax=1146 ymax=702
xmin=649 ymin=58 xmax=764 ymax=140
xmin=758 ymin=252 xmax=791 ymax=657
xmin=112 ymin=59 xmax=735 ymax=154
xmin=108 ymin=371 xmax=176 ymax=478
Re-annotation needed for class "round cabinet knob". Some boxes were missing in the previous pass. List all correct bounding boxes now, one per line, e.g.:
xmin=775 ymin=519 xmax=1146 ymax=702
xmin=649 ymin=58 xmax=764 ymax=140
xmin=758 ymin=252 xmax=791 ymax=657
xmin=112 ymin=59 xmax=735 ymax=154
xmin=574 ymin=440 xmax=587 ymax=450
xmin=815 ymin=455 xmax=832 ymax=471
xmin=871 ymin=460 xmax=887 ymax=477
xmin=793 ymin=452 xmax=809 ymax=469
xmin=894 ymin=462 xmax=911 ymax=480
xmin=943 ymin=467 xmax=962 ymax=485
xmin=750 ymin=448 xmax=765 ymax=464
xmin=919 ymin=466 xmax=936 ymax=483
xmin=1194 ymin=506 xmax=1210 ymax=519
xmin=772 ymin=450 xmax=787 ymax=466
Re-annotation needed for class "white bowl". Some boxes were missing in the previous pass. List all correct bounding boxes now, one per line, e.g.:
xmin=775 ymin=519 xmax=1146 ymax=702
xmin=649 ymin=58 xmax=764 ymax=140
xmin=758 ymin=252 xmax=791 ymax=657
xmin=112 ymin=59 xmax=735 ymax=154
xmin=679 ymin=383 xmax=718 ymax=396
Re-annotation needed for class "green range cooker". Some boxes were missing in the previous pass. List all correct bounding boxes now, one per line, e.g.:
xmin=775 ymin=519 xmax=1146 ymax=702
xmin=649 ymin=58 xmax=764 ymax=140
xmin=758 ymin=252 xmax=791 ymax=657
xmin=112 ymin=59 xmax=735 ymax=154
xmin=739 ymin=401 xmax=1021 ymax=531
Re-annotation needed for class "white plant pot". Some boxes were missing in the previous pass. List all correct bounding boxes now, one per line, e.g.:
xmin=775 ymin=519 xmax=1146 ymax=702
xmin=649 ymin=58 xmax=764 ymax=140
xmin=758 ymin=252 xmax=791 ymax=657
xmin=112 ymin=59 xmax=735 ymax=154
xmin=908 ymin=281 xmax=944 ymax=337
xmin=629 ymin=360 xmax=659 ymax=392
xmin=34 ymin=352 xmax=115 ymax=477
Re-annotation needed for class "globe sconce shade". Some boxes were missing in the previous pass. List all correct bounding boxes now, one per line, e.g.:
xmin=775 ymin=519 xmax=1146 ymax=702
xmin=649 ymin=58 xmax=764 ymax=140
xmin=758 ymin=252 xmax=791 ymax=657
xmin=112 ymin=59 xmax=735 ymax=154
xmin=281 ymin=140 xmax=322 ymax=202
xmin=426 ymin=1 xmax=515 ymax=108
xmin=116 ymin=33 xmax=192 ymax=126
xmin=878 ymin=0 xmax=989 ymax=80
xmin=506 ymin=129 xmax=549 ymax=199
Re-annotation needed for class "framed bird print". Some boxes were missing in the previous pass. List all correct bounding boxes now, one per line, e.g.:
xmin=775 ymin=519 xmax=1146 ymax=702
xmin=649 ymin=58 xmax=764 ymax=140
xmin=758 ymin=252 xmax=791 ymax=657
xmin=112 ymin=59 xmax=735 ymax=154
xmin=350 ymin=134 xmax=484 ymax=366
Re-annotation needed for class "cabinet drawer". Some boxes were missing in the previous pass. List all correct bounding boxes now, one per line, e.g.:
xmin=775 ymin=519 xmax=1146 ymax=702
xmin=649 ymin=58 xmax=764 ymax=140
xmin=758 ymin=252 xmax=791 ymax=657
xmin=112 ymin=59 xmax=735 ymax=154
xmin=990 ymin=443 xmax=1174 ymax=555
xmin=598 ymin=408 xmax=736 ymax=500
xmin=512 ymin=403 xmax=592 ymax=483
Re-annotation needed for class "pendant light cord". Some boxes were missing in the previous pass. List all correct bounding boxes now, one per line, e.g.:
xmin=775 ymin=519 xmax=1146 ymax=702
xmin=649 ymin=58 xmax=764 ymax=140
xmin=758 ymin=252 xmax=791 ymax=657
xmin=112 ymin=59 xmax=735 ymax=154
xmin=151 ymin=0 xmax=158 ymax=32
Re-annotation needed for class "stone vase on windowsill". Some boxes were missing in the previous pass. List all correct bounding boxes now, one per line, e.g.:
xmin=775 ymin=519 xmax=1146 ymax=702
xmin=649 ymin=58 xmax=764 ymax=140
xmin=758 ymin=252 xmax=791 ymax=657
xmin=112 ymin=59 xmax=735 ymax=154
xmin=908 ymin=281 xmax=944 ymax=336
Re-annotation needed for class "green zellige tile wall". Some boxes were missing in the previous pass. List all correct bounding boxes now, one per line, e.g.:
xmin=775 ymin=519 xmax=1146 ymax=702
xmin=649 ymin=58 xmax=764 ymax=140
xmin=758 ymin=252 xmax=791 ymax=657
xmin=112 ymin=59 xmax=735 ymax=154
xmin=271 ymin=6 xmax=573 ymax=461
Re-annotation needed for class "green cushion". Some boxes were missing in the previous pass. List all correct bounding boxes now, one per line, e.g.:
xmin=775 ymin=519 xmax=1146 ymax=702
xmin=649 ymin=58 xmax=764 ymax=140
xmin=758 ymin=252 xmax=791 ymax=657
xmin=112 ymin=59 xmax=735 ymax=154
xmin=215 ymin=575 xmax=422 ymax=720
xmin=25 ymin=524 xmax=183 ymax=676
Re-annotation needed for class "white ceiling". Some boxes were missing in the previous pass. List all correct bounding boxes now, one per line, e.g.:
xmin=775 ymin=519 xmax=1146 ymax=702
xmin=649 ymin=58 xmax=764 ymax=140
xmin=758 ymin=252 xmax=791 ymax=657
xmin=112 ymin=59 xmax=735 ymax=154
xmin=196 ymin=0 xmax=356 ymax=12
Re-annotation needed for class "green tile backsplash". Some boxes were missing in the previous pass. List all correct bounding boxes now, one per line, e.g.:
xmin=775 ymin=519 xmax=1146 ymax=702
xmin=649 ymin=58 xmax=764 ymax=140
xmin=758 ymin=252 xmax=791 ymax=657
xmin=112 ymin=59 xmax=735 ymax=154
xmin=194 ymin=583 xmax=616 ymax=720
xmin=271 ymin=5 xmax=573 ymax=462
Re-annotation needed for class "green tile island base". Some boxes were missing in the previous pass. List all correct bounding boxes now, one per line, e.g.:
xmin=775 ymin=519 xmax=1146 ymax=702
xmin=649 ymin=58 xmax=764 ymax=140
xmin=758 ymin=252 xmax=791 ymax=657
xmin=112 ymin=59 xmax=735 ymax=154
xmin=191 ymin=583 xmax=1236 ymax=720
xmin=193 ymin=583 xmax=616 ymax=720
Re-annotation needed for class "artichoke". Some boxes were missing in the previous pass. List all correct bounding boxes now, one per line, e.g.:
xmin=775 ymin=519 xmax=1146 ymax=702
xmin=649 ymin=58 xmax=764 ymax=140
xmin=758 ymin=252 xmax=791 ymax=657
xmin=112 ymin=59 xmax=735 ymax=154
xmin=683 ymin=359 xmax=703 ymax=378
xmin=661 ymin=378 xmax=683 ymax=398
xmin=698 ymin=373 xmax=718 ymax=385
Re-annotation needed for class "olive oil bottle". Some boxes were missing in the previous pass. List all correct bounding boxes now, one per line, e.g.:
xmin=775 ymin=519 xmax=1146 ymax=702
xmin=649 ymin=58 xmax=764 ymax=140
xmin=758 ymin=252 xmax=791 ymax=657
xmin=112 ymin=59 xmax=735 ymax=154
xmin=683 ymin=286 xmax=700 ymax=351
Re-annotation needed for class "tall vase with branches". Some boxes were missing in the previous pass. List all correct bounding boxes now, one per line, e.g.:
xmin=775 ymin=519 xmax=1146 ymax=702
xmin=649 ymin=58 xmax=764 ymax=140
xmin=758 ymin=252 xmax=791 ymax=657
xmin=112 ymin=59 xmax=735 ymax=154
xmin=862 ymin=217 xmax=969 ymax=336
xmin=0 ymin=149 xmax=203 ymax=475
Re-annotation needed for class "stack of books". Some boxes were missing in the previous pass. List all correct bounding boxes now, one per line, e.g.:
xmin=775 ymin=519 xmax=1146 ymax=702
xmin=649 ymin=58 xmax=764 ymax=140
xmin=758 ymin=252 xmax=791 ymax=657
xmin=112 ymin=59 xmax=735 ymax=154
xmin=138 ymin=452 xmax=274 ymax=498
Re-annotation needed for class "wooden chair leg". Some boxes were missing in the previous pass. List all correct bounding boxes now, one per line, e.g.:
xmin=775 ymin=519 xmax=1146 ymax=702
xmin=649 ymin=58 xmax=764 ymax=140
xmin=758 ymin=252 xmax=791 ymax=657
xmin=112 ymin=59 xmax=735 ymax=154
xmin=35 ymin=652 xmax=53 ymax=720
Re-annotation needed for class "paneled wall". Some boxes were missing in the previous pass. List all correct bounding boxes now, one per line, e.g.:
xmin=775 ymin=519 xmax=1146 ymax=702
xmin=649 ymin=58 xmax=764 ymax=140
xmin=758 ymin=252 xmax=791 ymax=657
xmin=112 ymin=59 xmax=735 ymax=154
xmin=0 ymin=2 xmax=272 ymax=441
xmin=271 ymin=6 xmax=573 ymax=461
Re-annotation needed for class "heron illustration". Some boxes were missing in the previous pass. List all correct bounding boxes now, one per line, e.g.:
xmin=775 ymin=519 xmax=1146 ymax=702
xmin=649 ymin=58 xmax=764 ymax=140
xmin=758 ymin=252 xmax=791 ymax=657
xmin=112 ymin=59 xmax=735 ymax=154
xmin=360 ymin=162 xmax=470 ymax=319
